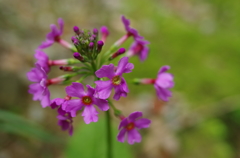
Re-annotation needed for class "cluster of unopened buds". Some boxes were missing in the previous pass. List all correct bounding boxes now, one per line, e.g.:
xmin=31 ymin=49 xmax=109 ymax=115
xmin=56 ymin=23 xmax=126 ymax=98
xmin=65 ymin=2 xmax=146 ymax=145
xmin=27 ymin=16 xmax=174 ymax=145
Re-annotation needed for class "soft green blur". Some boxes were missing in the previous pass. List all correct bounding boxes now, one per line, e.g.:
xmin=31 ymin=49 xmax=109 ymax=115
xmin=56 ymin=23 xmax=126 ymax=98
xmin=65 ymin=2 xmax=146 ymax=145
xmin=0 ymin=0 xmax=240 ymax=157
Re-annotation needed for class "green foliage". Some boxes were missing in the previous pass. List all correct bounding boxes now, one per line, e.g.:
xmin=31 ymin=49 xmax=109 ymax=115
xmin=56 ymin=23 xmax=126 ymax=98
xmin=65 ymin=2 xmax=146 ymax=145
xmin=0 ymin=110 xmax=60 ymax=143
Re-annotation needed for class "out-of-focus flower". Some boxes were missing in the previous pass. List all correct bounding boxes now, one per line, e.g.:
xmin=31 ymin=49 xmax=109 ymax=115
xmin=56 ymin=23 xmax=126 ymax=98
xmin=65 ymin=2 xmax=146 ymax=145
xmin=136 ymin=66 xmax=174 ymax=101
xmin=121 ymin=16 xmax=143 ymax=39
xmin=26 ymin=64 xmax=50 ymax=107
xmin=38 ymin=18 xmax=64 ymax=49
xmin=117 ymin=111 xmax=151 ymax=144
xmin=57 ymin=107 xmax=73 ymax=136
xmin=126 ymin=38 xmax=150 ymax=61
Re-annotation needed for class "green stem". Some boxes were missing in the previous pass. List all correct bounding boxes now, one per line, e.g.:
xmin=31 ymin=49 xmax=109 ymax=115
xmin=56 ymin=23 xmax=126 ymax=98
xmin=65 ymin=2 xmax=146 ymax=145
xmin=108 ymin=99 xmax=122 ymax=116
xmin=106 ymin=110 xmax=112 ymax=158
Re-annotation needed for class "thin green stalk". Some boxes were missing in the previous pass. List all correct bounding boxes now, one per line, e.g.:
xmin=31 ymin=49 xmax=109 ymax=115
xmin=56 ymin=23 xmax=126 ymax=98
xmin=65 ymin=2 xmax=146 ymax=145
xmin=106 ymin=110 xmax=112 ymax=158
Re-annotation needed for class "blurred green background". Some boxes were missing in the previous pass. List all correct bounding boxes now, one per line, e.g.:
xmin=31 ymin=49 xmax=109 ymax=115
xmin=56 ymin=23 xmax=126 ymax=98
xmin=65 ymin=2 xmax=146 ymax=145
xmin=0 ymin=0 xmax=240 ymax=157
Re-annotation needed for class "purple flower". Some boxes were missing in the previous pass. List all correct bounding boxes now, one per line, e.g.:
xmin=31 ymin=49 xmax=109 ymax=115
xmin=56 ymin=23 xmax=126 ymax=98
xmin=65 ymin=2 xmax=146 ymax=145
xmin=38 ymin=18 xmax=64 ymax=49
xmin=95 ymin=57 xmax=134 ymax=100
xmin=50 ymin=96 xmax=70 ymax=109
xmin=64 ymin=82 xmax=109 ymax=124
xmin=57 ymin=107 xmax=73 ymax=136
xmin=117 ymin=111 xmax=151 ymax=145
xmin=34 ymin=49 xmax=50 ymax=73
xmin=27 ymin=64 xmax=50 ymax=108
xmin=121 ymin=16 xmax=143 ymax=39
xmin=154 ymin=66 xmax=174 ymax=101
xmin=127 ymin=38 xmax=150 ymax=61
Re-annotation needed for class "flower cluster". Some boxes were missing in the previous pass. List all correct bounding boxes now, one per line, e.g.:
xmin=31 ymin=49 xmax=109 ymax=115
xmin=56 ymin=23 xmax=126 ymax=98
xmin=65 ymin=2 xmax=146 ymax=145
xmin=27 ymin=16 xmax=174 ymax=144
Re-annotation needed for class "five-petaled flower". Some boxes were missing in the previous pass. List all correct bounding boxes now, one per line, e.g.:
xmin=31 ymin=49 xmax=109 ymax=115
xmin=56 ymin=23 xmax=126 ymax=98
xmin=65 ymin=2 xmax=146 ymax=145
xmin=64 ymin=82 xmax=109 ymax=124
xmin=95 ymin=57 xmax=134 ymax=100
xmin=117 ymin=111 xmax=151 ymax=144
xmin=38 ymin=18 xmax=64 ymax=49
xmin=121 ymin=16 xmax=143 ymax=39
xmin=154 ymin=66 xmax=174 ymax=102
xmin=126 ymin=38 xmax=149 ymax=61
xmin=27 ymin=64 xmax=50 ymax=107
xmin=57 ymin=107 xmax=74 ymax=136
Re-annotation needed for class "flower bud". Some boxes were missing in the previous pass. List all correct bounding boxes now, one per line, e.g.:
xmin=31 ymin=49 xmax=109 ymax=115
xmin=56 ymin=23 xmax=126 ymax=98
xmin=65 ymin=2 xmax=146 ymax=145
xmin=73 ymin=52 xmax=84 ymax=62
xmin=109 ymin=48 xmax=126 ymax=60
xmin=97 ymin=40 xmax=104 ymax=53
xmin=73 ymin=26 xmax=80 ymax=35
xmin=93 ymin=28 xmax=98 ymax=35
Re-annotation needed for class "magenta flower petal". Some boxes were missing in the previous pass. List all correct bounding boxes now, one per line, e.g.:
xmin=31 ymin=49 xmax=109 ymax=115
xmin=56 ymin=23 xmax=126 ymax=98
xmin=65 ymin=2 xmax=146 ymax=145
xmin=82 ymin=105 xmax=99 ymax=124
xmin=93 ymin=98 xmax=109 ymax=111
xmin=86 ymin=85 xmax=95 ymax=97
xmin=117 ymin=128 xmax=127 ymax=143
xmin=134 ymin=118 xmax=151 ymax=129
xmin=27 ymin=66 xmax=46 ymax=82
xmin=116 ymin=57 xmax=134 ymax=75
xmin=94 ymin=80 xmax=113 ymax=99
xmin=156 ymin=73 xmax=174 ymax=89
xmin=66 ymin=82 xmax=85 ymax=98
xmin=50 ymin=98 xmax=65 ymax=109
xmin=57 ymin=107 xmax=73 ymax=136
xmin=127 ymin=129 xmax=142 ymax=144
xmin=40 ymin=89 xmax=50 ymax=108
xmin=158 ymin=65 xmax=170 ymax=74
xmin=65 ymin=99 xmax=84 ymax=117
xmin=154 ymin=84 xmax=172 ymax=102
xmin=128 ymin=111 xmax=142 ymax=121
xmin=113 ymin=86 xmax=127 ymax=100
xmin=95 ymin=64 xmax=115 ymax=79
xmin=120 ymin=77 xmax=129 ymax=93
xmin=58 ymin=18 xmax=64 ymax=33
xmin=34 ymin=49 xmax=50 ymax=73
xmin=118 ymin=118 xmax=128 ymax=130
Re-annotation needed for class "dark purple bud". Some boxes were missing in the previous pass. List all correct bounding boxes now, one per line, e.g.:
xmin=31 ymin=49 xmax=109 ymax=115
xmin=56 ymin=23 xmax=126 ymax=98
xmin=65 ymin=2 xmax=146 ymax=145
xmin=93 ymin=28 xmax=98 ymax=35
xmin=109 ymin=48 xmax=126 ymax=60
xmin=73 ymin=26 xmax=80 ymax=34
xmin=92 ymin=34 xmax=96 ymax=39
xmin=59 ymin=66 xmax=64 ymax=70
xmin=97 ymin=40 xmax=104 ymax=47
xmin=89 ymin=42 xmax=94 ymax=49
xmin=73 ymin=52 xmax=84 ymax=61
xmin=118 ymin=48 xmax=126 ymax=54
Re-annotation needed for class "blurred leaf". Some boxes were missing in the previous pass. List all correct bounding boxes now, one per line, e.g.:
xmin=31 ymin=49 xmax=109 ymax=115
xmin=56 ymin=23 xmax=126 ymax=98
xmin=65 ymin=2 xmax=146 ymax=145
xmin=65 ymin=115 xmax=133 ymax=158
xmin=0 ymin=110 xmax=61 ymax=143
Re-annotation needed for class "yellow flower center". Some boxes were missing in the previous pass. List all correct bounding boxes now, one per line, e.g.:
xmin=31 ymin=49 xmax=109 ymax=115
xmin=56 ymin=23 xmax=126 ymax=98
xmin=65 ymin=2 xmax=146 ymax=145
xmin=112 ymin=75 xmax=121 ymax=85
xmin=82 ymin=96 xmax=92 ymax=105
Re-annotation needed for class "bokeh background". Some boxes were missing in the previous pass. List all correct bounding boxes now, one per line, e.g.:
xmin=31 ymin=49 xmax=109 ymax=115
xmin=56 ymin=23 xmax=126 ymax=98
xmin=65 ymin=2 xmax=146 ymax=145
xmin=0 ymin=0 xmax=240 ymax=157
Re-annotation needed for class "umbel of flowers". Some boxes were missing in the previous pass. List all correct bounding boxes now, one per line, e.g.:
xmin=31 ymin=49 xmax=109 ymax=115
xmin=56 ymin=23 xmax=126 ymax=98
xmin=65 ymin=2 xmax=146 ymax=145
xmin=27 ymin=16 xmax=174 ymax=146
